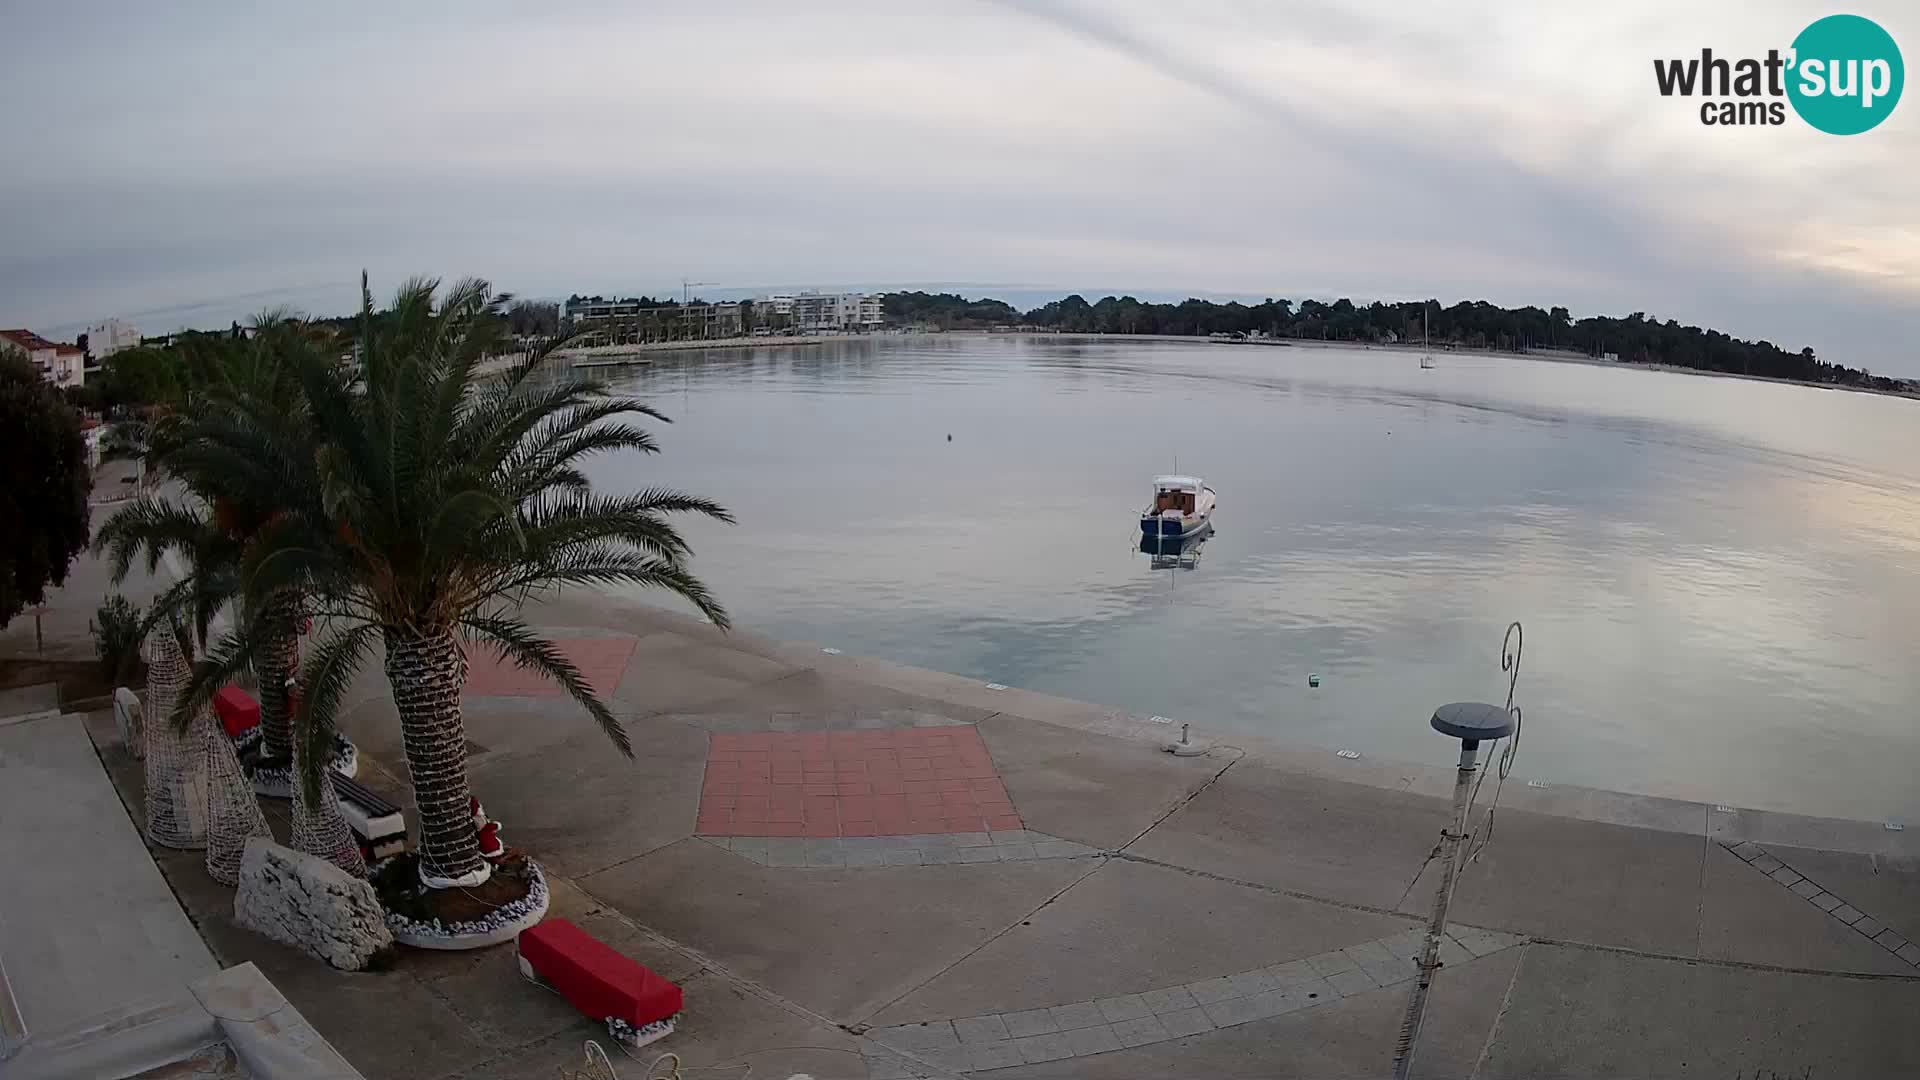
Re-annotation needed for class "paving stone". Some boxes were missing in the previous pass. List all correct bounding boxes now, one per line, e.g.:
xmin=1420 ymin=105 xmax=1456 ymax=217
xmin=1203 ymin=990 xmax=1285 ymax=1028
xmin=957 ymin=846 xmax=1001 ymax=864
xmin=1228 ymin=969 xmax=1279 ymax=996
xmin=1326 ymin=967 xmax=1381 ymax=996
xmin=1095 ymin=994 xmax=1151 ymax=1023
xmin=1049 ymin=1001 xmax=1106 ymax=1030
xmin=1140 ymin=985 xmax=1199 ymax=1014
xmin=1343 ymin=939 xmax=1398 ymax=967
xmin=1307 ymin=949 xmax=1359 ymax=977
xmin=1033 ymin=840 xmax=1092 ymax=859
xmin=968 ymin=1041 xmax=1027 ymax=1071
xmin=1810 ymin=891 xmax=1844 ymax=912
xmin=730 ymin=837 xmax=768 ymax=861
xmin=954 ymin=1013 xmax=1011 ymax=1044
xmin=995 ymin=843 xmax=1038 ymax=861
xmin=1898 ymin=943 xmax=1920 ymax=967
xmin=1263 ymin=959 xmax=1319 ymax=987
xmin=1186 ymin=976 xmax=1238 ymax=1004
xmin=920 ymin=847 xmax=963 ymax=865
xmin=1274 ymin=968 xmax=1336 ymax=999
xmin=915 ymin=1045 xmax=970 ymax=1073
xmin=1789 ymin=879 xmax=1823 ymax=899
xmin=1873 ymin=929 xmax=1910 ymax=952
xmin=806 ymin=848 xmax=847 ymax=867
xmin=1014 ymin=1032 xmax=1077 ymax=1064
xmin=882 ymin=849 xmax=925 ymax=866
xmin=951 ymin=832 xmax=994 ymax=847
xmin=766 ymin=846 xmax=807 ymax=868
xmin=1382 ymin=929 xmax=1427 ymax=960
xmin=1768 ymin=866 xmax=1804 ymax=887
xmin=1853 ymin=916 xmax=1884 ymax=938
xmin=1420 ymin=935 xmax=1465 ymax=966
xmin=1831 ymin=904 xmax=1865 ymax=924
xmin=1750 ymin=854 xmax=1784 ymax=873
xmin=874 ymin=1021 xmax=959 ymax=1051
xmin=1452 ymin=927 xmax=1521 ymax=957
xmin=1156 ymin=1006 xmax=1216 ymax=1037
xmin=990 ymin=829 xmax=1036 ymax=844
xmin=1000 ymin=1008 xmax=1060 ymax=1038
xmin=1065 ymin=1024 xmax=1123 ymax=1056
xmin=1361 ymin=955 xmax=1419 ymax=986
xmin=843 ymin=847 xmax=888 ymax=867
xmin=1110 ymin=1014 xmax=1172 ymax=1048
xmin=1729 ymin=841 xmax=1762 ymax=860
xmin=862 ymin=1048 xmax=914 ymax=1080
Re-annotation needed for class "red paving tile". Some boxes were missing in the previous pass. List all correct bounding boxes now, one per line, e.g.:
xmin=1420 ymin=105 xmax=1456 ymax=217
xmin=461 ymin=635 xmax=639 ymax=698
xmin=696 ymin=726 xmax=1025 ymax=837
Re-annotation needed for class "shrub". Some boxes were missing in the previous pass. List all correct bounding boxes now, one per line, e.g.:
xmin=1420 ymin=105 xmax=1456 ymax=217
xmin=92 ymin=593 xmax=142 ymax=682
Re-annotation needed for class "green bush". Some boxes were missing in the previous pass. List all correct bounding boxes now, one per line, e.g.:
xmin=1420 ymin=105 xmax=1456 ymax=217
xmin=92 ymin=594 xmax=142 ymax=682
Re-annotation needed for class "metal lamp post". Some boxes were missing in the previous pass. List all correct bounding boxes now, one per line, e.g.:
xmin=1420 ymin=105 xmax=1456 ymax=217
xmin=1392 ymin=622 xmax=1522 ymax=1080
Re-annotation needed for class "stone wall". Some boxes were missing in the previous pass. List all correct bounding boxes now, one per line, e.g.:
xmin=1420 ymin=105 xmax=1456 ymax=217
xmin=233 ymin=839 xmax=392 ymax=971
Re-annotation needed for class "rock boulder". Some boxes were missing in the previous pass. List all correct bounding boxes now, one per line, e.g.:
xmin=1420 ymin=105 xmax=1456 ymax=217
xmin=233 ymin=838 xmax=392 ymax=970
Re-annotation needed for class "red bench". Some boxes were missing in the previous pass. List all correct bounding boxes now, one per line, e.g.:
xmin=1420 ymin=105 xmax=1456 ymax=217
xmin=517 ymin=918 xmax=682 ymax=1047
xmin=212 ymin=686 xmax=260 ymax=739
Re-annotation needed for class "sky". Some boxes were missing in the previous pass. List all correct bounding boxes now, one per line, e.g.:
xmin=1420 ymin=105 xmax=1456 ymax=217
xmin=3 ymin=1 xmax=1917 ymax=374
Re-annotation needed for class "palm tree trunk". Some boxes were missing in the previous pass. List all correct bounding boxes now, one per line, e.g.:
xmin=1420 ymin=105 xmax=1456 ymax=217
xmin=255 ymin=592 xmax=298 ymax=763
xmin=383 ymin=627 xmax=486 ymax=887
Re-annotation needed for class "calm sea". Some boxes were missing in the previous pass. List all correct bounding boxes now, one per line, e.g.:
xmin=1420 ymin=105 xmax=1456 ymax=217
xmin=583 ymin=335 xmax=1920 ymax=824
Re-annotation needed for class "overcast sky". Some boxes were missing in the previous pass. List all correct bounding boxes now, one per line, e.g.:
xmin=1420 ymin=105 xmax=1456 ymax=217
xmin=3 ymin=1 xmax=1916 ymax=372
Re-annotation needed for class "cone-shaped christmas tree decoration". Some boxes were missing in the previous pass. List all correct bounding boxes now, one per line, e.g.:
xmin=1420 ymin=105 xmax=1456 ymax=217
xmin=292 ymin=738 xmax=368 ymax=878
xmin=203 ymin=710 xmax=271 ymax=885
xmin=143 ymin=625 xmax=208 ymax=850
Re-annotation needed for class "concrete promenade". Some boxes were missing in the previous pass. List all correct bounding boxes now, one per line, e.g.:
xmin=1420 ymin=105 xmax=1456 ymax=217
xmin=10 ymin=531 xmax=1920 ymax=1077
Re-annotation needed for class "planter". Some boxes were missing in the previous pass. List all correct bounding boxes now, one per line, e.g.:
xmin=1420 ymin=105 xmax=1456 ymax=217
xmin=375 ymin=853 xmax=549 ymax=951
xmin=248 ymin=735 xmax=359 ymax=798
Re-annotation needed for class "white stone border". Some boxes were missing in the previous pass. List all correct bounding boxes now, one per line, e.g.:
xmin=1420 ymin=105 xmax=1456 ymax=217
xmin=864 ymin=924 xmax=1526 ymax=1075
xmin=248 ymin=735 xmax=359 ymax=798
xmin=386 ymin=858 xmax=550 ymax=951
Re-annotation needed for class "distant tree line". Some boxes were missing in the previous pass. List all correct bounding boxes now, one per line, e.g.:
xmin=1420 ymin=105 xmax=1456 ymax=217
xmin=878 ymin=291 xmax=1902 ymax=390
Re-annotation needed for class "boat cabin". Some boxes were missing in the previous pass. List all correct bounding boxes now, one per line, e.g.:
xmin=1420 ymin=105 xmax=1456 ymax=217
xmin=1152 ymin=475 xmax=1203 ymax=515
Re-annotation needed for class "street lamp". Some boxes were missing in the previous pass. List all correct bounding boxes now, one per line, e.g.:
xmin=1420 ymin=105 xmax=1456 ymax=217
xmin=1392 ymin=622 xmax=1523 ymax=1080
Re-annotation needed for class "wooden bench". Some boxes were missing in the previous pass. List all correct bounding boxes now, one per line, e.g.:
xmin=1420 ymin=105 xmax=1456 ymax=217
xmin=330 ymin=773 xmax=408 ymax=861
xmin=517 ymin=918 xmax=682 ymax=1047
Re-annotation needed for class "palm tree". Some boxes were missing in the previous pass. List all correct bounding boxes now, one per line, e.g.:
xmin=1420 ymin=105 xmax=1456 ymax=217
xmin=96 ymin=322 xmax=327 ymax=780
xmin=187 ymin=275 xmax=731 ymax=892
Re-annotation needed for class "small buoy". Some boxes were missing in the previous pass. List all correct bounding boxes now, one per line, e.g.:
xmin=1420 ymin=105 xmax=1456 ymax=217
xmin=1308 ymin=673 xmax=1321 ymax=688
xmin=946 ymin=434 xmax=952 ymax=441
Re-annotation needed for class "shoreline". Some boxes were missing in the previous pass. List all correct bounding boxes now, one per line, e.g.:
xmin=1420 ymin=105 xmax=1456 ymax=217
xmin=532 ymin=592 xmax=1919 ymax=859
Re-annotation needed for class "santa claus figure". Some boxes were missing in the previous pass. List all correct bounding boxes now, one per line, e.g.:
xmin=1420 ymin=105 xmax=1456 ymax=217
xmin=470 ymin=795 xmax=507 ymax=861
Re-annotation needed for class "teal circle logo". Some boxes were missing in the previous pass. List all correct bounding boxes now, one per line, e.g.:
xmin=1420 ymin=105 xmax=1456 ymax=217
xmin=1787 ymin=14 xmax=1903 ymax=134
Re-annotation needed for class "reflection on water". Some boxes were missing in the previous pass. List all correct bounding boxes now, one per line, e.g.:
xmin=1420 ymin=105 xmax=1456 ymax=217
xmin=581 ymin=336 xmax=1920 ymax=823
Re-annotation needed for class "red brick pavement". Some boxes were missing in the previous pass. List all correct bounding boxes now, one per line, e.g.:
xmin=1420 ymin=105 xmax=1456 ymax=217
xmin=695 ymin=727 xmax=1024 ymax=837
xmin=461 ymin=635 xmax=639 ymax=698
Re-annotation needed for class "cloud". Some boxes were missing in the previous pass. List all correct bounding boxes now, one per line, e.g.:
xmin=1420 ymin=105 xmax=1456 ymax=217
xmin=0 ymin=1 xmax=1914 ymax=373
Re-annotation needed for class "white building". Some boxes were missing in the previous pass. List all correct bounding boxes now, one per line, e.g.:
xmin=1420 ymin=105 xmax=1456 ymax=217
xmin=0 ymin=328 xmax=85 ymax=388
xmin=86 ymin=317 xmax=141 ymax=358
xmin=755 ymin=291 xmax=884 ymax=333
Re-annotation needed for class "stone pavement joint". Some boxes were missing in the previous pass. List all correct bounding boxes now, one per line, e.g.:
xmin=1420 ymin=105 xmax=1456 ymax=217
xmin=864 ymin=922 xmax=1528 ymax=1073
xmin=697 ymin=831 xmax=1100 ymax=868
xmin=1719 ymin=840 xmax=1920 ymax=971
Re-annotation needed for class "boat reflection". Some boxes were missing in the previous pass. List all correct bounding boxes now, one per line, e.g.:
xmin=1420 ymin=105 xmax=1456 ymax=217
xmin=1139 ymin=523 xmax=1213 ymax=570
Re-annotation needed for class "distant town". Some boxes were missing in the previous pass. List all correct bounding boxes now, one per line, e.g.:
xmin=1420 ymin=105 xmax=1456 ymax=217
xmin=7 ymin=288 xmax=1914 ymax=401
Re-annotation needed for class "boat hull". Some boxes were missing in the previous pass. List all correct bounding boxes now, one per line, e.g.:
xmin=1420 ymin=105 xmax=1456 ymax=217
xmin=1141 ymin=512 xmax=1212 ymax=539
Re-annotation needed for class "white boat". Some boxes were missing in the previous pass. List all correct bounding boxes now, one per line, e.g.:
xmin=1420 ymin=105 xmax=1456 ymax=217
xmin=1141 ymin=475 xmax=1216 ymax=540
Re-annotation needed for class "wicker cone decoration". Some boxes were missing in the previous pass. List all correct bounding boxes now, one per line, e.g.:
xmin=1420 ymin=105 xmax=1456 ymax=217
xmin=203 ymin=713 xmax=272 ymax=885
xmin=292 ymin=739 xmax=368 ymax=878
xmin=143 ymin=626 xmax=208 ymax=850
